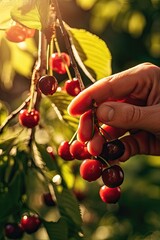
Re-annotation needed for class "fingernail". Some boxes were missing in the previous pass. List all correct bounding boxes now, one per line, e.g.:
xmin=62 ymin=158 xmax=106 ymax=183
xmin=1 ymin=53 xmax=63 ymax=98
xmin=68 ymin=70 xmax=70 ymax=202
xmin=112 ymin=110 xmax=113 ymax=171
xmin=97 ymin=105 xmax=115 ymax=122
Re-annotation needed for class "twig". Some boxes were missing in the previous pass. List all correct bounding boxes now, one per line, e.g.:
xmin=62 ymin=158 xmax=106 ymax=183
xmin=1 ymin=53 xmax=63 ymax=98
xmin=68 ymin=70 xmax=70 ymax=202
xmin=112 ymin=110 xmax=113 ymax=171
xmin=53 ymin=0 xmax=85 ymax=91
xmin=0 ymin=96 xmax=31 ymax=134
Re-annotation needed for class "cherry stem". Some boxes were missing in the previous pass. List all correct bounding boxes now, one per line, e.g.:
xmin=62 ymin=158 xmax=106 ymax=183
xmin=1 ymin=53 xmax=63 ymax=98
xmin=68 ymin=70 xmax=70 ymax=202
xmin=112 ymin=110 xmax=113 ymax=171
xmin=69 ymin=129 xmax=78 ymax=145
xmin=97 ymin=155 xmax=110 ymax=168
xmin=53 ymin=0 xmax=85 ymax=91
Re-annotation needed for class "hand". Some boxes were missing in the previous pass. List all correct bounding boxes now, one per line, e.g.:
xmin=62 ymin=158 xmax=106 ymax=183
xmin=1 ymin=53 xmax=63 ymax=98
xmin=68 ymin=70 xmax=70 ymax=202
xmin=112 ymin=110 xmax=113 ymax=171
xmin=68 ymin=63 xmax=160 ymax=162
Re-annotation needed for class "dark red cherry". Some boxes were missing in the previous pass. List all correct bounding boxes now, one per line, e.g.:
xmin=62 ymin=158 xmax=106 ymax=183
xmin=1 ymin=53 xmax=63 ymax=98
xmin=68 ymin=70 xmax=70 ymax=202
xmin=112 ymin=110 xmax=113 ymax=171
xmin=19 ymin=109 xmax=40 ymax=128
xmin=64 ymin=78 xmax=81 ymax=96
xmin=99 ymin=139 xmax=125 ymax=161
xmin=80 ymin=159 xmax=103 ymax=182
xmin=102 ymin=165 xmax=124 ymax=188
xmin=38 ymin=75 xmax=58 ymax=95
xmin=70 ymin=140 xmax=91 ymax=160
xmin=58 ymin=140 xmax=74 ymax=160
xmin=50 ymin=52 xmax=70 ymax=74
xmin=20 ymin=214 xmax=41 ymax=234
xmin=42 ymin=192 xmax=56 ymax=206
xmin=4 ymin=223 xmax=24 ymax=239
xmin=99 ymin=185 xmax=121 ymax=203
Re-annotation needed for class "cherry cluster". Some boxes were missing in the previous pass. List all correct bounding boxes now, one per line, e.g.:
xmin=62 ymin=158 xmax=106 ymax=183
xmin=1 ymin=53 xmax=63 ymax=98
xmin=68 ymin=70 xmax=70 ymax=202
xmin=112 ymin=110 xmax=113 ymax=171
xmin=17 ymin=51 xmax=81 ymax=129
xmin=5 ymin=22 xmax=35 ymax=43
xmin=58 ymin=125 xmax=125 ymax=204
xmin=4 ymin=213 xmax=41 ymax=239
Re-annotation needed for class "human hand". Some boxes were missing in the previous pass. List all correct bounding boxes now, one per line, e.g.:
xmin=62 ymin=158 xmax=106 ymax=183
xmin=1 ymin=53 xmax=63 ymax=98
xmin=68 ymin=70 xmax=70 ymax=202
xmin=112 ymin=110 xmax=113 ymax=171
xmin=68 ymin=63 xmax=160 ymax=162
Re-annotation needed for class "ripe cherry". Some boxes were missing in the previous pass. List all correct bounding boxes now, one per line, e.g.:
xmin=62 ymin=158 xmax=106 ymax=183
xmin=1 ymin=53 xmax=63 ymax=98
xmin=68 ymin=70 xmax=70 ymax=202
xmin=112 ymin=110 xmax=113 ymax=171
xmin=102 ymin=165 xmax=124 ymax=188
xmin=20 ymin=214 xmax=41 ymax=234
xmin=99 ymin=139 xmax=125 ymax=161
xmin=99 ymin=185 xmax=121 ymax=203
xmin=64 ymin=78 xmax=81 ymax=96
xmin=19 ymin=109 xmax=40 ymax=128
xmin=80 ymin=159 xmax=103 ymax=182
xmin=38 ymin=75 xmax=58 ymax=95
xmin=50 ymin=52 xmax=70 ymax=74
xmin=25 ymin=27 xmax=35 ymax=38
xmin=58 ymin=140 xmax=74 ymax=160
xmin=42 ymin=192 xmax=56 ymax=206
xmin=70 ymin=140 xmax=91 ymax=160
xmin=5 ymin=25 xmax=26 ymax=43
xmin=4 ymin=223 xmax=24 ymax=239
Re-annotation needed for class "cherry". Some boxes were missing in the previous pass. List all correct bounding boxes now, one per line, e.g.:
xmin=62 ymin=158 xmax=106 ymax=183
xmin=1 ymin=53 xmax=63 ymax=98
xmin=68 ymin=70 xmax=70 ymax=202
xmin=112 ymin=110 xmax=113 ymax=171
xmin=64 ymin=78 xmax=81 ymax=96
xmin=20 ymin=214 xmax=41 ymax=234
xmin=50 ymin=52 xmax=70 ymax=74
xmin=25 ymin=27 xmax=35 ymax=38
xmin=99 ymin=185 xmax=121 ymax=203
xmin=19 ymin=109 xmax=40 ymax=128
xmin=99 ymin=139 xmax=125 ymax=161
xmin=38 ymin=75 xmax=58 ymax=95
xmin=42 ymin=192 xmax=56 ymax=206
xmin=70 ymin=140 xmax=91 ymax=160
xmin=80 ymin=159 xmax=103 ymax=182
xmin=58 ymin=140 xmax=74 ymax=160
xmin=102 ymin=165 xmax=124 ymax=188
xmin=4 ymin=223 xmax=24 ymax=239
xmin=5 ymin=25 xmax=26 ymax=43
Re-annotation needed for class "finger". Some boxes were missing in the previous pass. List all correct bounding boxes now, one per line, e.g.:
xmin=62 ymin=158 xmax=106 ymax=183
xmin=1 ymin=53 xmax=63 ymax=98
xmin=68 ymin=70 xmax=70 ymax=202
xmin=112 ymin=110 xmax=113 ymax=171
xmin=119 ymin=131 xmax=160 ymax=162
xmin=77 ymin=110 xmax=93 ymax=143
xmin=68 ymin=63 xmax=159 ymax=116
xmin=96 ymin=102 xmax=160 ymax=135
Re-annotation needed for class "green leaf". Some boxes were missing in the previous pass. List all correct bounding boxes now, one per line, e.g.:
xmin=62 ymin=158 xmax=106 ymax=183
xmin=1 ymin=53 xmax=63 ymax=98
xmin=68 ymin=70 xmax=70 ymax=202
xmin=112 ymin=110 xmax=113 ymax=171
xmin=67 ymin=27 xmax=112 ymax=81
xmin=0 ymin=170 xmax=24 ymax=220
xmin=55 ymin=187 xmax=82 ymax=227
xmin=35 ymin=143 xmax=57 ymax=170
xmin=10 ymin=0 xmax=50 ymax=30
xmin=43 ymin=218 xmax=68 ymax=240
xmin=49 ymin=91 xmax=79 ymax=131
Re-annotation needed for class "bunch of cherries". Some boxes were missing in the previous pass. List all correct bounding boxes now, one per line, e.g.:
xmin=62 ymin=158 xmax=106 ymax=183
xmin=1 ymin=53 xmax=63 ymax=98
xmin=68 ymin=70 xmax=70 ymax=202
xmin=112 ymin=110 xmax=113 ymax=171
xmin=58 ymin=135 xmax=125 ymax=204
xmin=17 ymin=51 xmax=81 ymax=128
xmin=4 ymin=213 xmax=41 ymax=239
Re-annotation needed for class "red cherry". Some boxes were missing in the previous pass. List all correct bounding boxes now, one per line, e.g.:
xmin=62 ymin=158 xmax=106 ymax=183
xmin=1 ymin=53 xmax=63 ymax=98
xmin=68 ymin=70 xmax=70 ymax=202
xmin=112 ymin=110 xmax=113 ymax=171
xmin=50 ymin=52 xmax=70 ymax=74
xmin=20 ymin=214 xmax=41 ymax=234
xmin=70 ymin=140 xmax=91 ymax=160
xmin=64 ymin=78 xmax=81 ymax=96
xmin=25 ymin=27 xmax=35 ymax=38
xmin=19 ymin=109 xmax=40 ymax=128
xmin=4 ymin=223 xmax=24 ymax=239
xmin=99 ymin=185 xmax=121 ymax=203
xmin=102 ymin=165 xmax=124 ymax=188
xmin=5 ymin=25 xmax=26 ymax=43
xmin=58 ymin=140 xmax=74 ymax=160
xmin=42 ymin=192 xmax=56 ymax=206
xmin=80 ymin=159 xmax=103 ymax=182
xmin=38 ymin=75 xmax=58 ymax=95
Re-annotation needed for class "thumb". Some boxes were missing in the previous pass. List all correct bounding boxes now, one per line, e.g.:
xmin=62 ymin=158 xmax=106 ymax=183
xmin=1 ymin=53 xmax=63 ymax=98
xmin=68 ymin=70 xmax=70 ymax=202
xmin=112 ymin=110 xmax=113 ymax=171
xmin=96 ymin=102 xmax=160 ymax=135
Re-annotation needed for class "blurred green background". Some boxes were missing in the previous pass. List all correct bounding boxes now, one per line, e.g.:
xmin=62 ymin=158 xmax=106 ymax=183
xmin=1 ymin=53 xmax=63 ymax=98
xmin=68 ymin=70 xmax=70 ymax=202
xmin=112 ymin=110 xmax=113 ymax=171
xmin=1 ymin=0 xmax=160 ymax=239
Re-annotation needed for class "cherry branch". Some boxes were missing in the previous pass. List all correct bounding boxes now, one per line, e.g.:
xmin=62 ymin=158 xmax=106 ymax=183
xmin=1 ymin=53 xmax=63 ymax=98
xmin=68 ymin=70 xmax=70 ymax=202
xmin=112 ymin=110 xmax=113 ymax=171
xmin=0 ymin=96 xmax=31 ymax=134
xmin=53 ymin=0 xmax=85 ymax=91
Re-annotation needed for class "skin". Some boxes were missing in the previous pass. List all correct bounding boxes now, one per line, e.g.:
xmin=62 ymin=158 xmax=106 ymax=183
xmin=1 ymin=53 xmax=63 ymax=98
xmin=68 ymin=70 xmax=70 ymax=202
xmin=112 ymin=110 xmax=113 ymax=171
xmin=68 ymin=63 xmax=160 ymax=162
